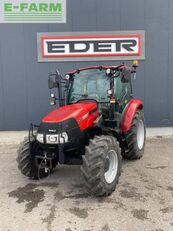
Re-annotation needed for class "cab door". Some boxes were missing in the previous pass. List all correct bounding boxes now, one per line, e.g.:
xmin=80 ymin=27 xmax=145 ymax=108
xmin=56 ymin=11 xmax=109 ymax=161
xmin=115 ymin=77 xmax=133 ymax=111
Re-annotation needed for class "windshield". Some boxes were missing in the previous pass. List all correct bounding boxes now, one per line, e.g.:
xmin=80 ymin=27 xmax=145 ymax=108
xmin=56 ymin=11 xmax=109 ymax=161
xmin=67 ymin=69 xmax=110 ymax=104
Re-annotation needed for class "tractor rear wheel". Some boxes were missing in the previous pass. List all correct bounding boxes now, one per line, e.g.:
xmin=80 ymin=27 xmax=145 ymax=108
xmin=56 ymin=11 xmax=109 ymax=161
xmin=81 ymin=135 xmax=122 ymax=197
xmin=123 ymin=109 xmax=146 ymax=160
xmin=17 ymin=137 xmax=49 ymax=179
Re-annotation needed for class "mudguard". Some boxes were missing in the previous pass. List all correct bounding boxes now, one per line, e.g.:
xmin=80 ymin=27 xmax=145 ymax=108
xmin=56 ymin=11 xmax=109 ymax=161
xmin=120 ymin=99 xmax=143 ymax=132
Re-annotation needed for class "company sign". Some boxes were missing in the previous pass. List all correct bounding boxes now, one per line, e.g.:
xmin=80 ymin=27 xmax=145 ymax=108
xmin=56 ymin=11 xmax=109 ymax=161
xmin=37 ymin=31 xmax=145 ymax=62
xmin=0 ymin=0 xmax=66 ymax=23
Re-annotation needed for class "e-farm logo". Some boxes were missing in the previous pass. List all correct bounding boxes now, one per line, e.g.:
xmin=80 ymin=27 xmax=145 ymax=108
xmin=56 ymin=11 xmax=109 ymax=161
xmin=0 ymin=0 xmax=66 ymax=23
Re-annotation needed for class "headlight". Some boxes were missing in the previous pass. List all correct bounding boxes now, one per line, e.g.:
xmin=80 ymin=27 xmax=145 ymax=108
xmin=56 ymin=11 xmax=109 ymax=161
xmin=46 ymin=132 xmax=68 ymax=144
xmin=36 ymin=132 xmax=68 ymax=144
xmin=61 ymin=132 xmax=68 ymax=143
xmin=36 ymin=133 xmax=44 ymax=143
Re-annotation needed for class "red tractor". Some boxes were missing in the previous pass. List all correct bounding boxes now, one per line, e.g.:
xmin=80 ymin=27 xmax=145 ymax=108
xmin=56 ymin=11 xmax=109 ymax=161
xmin=17 ymin=61 xmax=146 ymax=196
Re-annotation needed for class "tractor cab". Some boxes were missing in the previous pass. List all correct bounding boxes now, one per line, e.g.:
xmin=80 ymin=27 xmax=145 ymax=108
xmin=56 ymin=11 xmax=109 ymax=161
xmin=48 ymin=64 xmax=136 ymax=129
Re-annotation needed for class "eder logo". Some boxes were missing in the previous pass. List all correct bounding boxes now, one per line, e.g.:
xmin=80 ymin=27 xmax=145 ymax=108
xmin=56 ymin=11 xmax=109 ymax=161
xmin=0 ymin=0 xmax=66 ymax=23
xmin=46 ymin=37 xmax=138 ymax=55
xmin=37 ymin=31 xmax=145 ymax=62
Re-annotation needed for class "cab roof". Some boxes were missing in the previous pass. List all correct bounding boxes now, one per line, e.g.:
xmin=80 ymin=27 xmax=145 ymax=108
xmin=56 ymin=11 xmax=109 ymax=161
xmin=66 ymin=65 xmax=128 ymax=75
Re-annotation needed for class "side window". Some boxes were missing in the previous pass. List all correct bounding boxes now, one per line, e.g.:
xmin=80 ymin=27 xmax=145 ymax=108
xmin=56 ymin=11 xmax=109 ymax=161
xmin=122 ymin=82 xmax=132 ymax=99
xmin=115 ymin=78 xmax=132 ymax=101
xmin=115 ymin=78 xmax=123 ymax=100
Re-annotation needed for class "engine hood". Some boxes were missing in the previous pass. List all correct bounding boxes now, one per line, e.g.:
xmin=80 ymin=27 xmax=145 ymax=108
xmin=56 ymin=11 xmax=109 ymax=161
xmin=42 ymin=102 xmax=97 ymax=124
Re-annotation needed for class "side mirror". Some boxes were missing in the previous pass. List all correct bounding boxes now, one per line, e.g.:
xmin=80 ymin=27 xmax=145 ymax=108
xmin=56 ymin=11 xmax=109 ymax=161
xmin=48 ymin=76 xmax=58 ymax=89
xmin=121 ymin=68 xmax=131 ymax=83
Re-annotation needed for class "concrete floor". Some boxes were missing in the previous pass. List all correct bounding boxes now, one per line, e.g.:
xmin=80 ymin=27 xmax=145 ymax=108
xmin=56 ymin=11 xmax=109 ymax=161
xmin=0 ymin=138 xmax=173 ymax=231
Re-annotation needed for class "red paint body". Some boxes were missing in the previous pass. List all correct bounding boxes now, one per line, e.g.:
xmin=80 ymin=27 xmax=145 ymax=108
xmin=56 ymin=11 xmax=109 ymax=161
xmin=42 ymin=98 xmax=142 ymax=133
xmin=42 ymin=102 xmax=98 ymax=131
xmin=120 ymin=99 xmax=143 ymax=132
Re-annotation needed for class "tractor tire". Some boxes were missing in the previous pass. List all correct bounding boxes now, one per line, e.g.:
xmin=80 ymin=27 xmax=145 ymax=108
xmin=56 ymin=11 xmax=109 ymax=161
xmin=81 ymin=135 xmax=122 ymax=197
xmin=16 ymin=137 xmax=49 ymax=179
xmin=123 ymin=109 xmax=146 ymax=160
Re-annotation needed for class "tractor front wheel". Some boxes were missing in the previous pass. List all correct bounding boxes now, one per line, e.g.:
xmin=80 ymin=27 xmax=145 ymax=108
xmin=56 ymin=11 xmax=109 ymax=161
xmin=17 ymin=137 xmax=49 ymax=179
xmin=81 ymin=135 xmax=122 ymax=197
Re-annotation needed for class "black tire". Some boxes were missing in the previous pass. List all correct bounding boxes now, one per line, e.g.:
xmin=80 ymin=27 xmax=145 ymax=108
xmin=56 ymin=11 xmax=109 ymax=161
xmin=81 ymin=135 xmax=122 ymax=197
xmin=122 ymin=109 xmax=146 ymax=160
xmin=16 ymin=137 xmax=49 ymax=179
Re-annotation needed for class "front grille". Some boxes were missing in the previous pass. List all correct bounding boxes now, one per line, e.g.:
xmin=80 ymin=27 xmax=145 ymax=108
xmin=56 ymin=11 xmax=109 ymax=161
xmin=37 ymin=118 xmax=78 ymax=135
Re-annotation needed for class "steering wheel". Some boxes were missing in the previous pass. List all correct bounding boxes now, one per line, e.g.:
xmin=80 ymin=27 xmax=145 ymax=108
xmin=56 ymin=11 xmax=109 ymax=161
xmin=89 ymin=94 xmax=100 ymax=101
xmin=76 ymin=98 xmax=98 ymax=104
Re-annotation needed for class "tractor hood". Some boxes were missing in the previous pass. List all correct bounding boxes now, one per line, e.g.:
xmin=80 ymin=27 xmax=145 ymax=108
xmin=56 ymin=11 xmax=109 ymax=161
xmin=42 ymin=102 xmax=98 ymax=125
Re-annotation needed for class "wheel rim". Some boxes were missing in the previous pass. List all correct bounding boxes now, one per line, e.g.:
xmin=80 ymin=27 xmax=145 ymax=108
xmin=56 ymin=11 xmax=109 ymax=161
xmin=137 ymin=119 xmax=145 ymax=150
xmin=104 ymin=150 xmax=118 ymax=184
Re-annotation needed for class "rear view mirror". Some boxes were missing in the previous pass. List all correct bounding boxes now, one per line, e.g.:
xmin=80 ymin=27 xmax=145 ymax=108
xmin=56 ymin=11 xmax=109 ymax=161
xmin=121 ymin=68 xmax=131 ymax=83
xmin=48 ymin=75 xmax=58 ymax=89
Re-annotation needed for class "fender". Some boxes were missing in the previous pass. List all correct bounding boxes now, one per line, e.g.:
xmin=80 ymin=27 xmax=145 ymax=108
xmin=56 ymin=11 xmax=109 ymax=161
xmin=120 ymin=99 xmax=143 ymax=132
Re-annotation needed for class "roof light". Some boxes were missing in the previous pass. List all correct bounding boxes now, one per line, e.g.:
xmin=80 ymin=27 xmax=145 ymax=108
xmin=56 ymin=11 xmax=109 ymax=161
xmin=65 ymin=74 xmax=70 ymax=80
xmin=107 ymin=89 xmax=112 ymax=95
xmin=51 ymin=93 xmax=55 ymax=98
xmin=132 ymin=60 xmax=139 ymax=67
xmin=106 ymin=68 xmax=111 ymax=75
